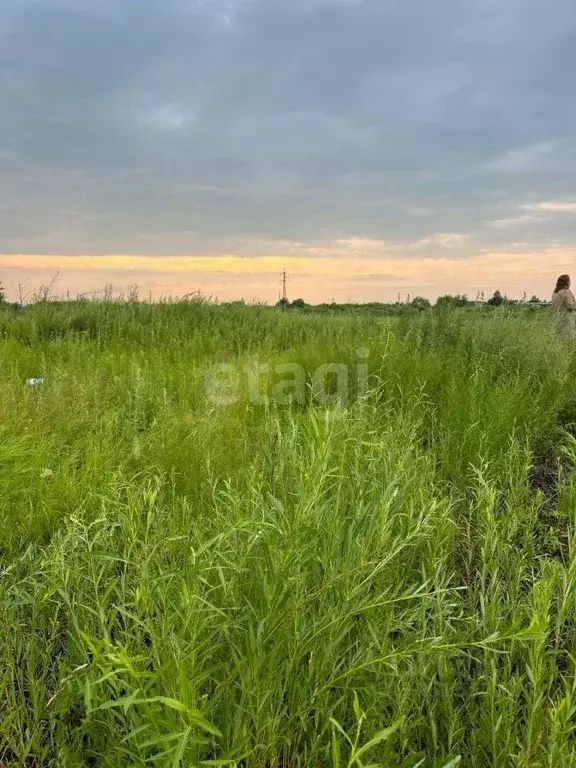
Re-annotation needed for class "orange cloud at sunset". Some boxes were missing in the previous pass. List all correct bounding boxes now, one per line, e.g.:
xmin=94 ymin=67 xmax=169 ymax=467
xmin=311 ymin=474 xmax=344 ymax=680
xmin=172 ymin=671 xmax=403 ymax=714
xmin=2 ymin=244 xmax=575 ymax=304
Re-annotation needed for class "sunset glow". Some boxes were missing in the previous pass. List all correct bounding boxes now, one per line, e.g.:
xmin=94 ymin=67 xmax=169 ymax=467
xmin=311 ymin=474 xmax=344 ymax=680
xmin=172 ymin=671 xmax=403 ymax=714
xmin=4 ymin=243 xmax=575 ymax=304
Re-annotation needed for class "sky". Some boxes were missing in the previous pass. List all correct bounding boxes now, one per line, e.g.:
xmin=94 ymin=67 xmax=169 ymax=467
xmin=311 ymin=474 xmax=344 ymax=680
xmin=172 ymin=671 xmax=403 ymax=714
xmin=1 ymin=0 xmax=576 ymax=303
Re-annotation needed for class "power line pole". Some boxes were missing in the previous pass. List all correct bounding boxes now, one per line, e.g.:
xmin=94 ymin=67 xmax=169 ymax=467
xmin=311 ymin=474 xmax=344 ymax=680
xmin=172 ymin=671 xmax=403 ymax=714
xmin=282 ymin=270 xmax=287 ymax=302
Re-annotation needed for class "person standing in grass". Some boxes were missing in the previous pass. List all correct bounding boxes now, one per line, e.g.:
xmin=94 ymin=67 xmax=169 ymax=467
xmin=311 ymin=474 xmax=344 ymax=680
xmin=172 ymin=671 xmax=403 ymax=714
xmin=552 ymin=274 xmax=576 ymax=340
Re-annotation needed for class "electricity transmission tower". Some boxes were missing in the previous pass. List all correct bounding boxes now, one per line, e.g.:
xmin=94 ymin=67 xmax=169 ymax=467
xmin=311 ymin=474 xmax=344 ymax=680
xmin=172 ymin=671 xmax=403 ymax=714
xmin=278 ymin=270 xmax=289 ymax=305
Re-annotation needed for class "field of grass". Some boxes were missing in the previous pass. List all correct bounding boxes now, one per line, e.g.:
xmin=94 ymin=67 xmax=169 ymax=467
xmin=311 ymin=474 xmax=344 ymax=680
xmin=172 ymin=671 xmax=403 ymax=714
xmin=2 ymin=299 xmax=576 ymax=767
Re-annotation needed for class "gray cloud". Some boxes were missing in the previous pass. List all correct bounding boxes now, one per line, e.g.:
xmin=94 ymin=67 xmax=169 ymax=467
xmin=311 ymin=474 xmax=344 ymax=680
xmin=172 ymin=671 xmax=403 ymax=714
xmin=1 ymin=0 xmax=576 ymax=256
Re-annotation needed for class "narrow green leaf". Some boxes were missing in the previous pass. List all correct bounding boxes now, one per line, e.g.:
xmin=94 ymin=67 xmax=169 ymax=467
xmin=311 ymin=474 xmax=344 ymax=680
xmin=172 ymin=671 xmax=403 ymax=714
xmin=332 ymin=729 xmax=342 ymax=768
xmin=172 ymin=727 xmax=191 ymax=768
xmin=437 ymin=757 xmax=462 ymax=768
xmin=351 ymin=720 xmax=402 ymax=764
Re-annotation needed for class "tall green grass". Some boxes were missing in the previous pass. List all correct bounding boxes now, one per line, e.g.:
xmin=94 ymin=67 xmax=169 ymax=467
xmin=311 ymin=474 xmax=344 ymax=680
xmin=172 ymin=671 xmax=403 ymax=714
xmin=1 ymin=300 xmax=576 ymax=766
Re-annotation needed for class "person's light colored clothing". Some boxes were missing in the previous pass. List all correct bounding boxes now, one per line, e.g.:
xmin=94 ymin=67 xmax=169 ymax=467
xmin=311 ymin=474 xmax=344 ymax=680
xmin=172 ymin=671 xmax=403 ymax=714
xmin=551 ymin=288 xmax=576 ymax=340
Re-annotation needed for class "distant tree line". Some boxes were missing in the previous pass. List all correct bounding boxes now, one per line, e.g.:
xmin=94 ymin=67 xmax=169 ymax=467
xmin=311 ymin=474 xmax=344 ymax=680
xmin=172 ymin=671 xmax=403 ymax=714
xmin=0 ymin=277 xmax=547 ymax=312
xmin=276 ymin=289 xmax=548 ymax=313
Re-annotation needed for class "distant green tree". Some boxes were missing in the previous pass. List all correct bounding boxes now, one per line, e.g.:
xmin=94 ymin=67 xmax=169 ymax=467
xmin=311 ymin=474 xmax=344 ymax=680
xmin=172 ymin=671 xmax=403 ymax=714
xmin=411 ymin=296 xmax=431 ymax=311
xmin=487 ymin=290 xmax=504 ymax=306
xmin=0 ymin=281 xmax=5 ymax=304
xmin=529 ymin=295 xmax=542 ymax=303
xmin=290 ymin=298 xmax=307 ymax=309
xmin=435 ymin=294 xmax=470 ymax=308
xmin=276 ymin=298 xmax=290 ymax=308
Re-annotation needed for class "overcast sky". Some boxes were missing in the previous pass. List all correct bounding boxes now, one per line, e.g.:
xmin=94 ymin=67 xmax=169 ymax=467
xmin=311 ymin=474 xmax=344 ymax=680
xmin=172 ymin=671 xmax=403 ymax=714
xmin=1 ymin=0 xmax=576 ymax=302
